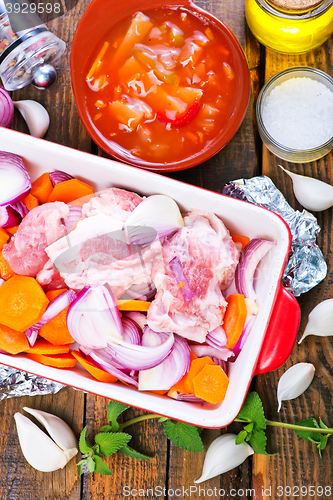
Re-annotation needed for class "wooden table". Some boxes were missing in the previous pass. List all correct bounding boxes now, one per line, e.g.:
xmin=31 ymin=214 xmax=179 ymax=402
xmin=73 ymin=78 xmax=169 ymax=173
xmin=1 ymin=1 xmax=332 ymax=498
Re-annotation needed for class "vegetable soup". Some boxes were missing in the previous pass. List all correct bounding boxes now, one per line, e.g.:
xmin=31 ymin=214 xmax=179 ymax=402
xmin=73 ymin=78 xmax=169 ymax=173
xmin=83 ymin=7 xmax=239 ymax=165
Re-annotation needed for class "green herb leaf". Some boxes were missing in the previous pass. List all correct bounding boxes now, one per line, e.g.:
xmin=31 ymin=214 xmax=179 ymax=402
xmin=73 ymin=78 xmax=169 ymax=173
xmin=237 ymin=392 xmax=266 ymax=430
xmin=294 ymin=418 xmax=330 ymax=457
xmin=247 ymin=428 xmax=274 ymax=455
xmin=158 ymin=417 xmax=169 ymax=423
xmin=86 ymin=456 xmax=96 ymax=473
xmin=235 ymin=429 xmax=248 ymax=445
xmin=106 ymin=401 xmax=130 ymax=431
xmin=93 ymin=455 xmax=113 ymax=476
xmin=319 ymin=418 xmax=328 ymax=430
xmin=94 ymin=432 xmax=132 ymax=457
xmin=163 ymin=420 xmax=204 ymax=452
xmin=99 ymin=425 xmax=113 ymax=433
xmin=119 ymin=443 xmax=152 ymax=460
xmin=79 ymin=426 xmax=94 ymax=454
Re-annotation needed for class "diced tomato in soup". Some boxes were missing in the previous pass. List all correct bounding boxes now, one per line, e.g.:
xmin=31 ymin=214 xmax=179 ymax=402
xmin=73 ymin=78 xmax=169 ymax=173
xmin=84 ymin=8 xmax=237 ymax=163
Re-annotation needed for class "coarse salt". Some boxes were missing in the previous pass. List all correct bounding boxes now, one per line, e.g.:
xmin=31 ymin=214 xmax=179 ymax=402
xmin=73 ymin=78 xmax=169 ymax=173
xmin=262 ymin=77 xmax=333 ymax=150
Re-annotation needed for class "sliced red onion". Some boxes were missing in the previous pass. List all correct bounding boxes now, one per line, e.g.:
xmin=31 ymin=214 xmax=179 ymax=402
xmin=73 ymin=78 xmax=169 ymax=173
xmin=211 ymin=357 xmax=228 ymax=375
xmin=168 ymin=390 xmax=205 ymax=403
xmin=189 ymin=344 xmax=234 ymax=362
xmin=0 ymin=204 xmax=22 ymax=228
xmin=233 ymin=299 xmax=259 ymax=357
xmin=85 ymin=349 xmax=139 ymax=387
xmin=0 ymin=348 xmax=10 ymax=354
xmin=123 ymin=311 xmax=148 ymax=330
xmin=30 ymin=289 xmax=76 ymax=330
xmin=65 ymin=205 xmax=82 ymax=232
xmin=206 ymin=325 xmax=227 ymax=349
xmin=67 ymin=284 xmax=123 ymax=349
xmin=49 ymin=170 xmax=74 ymax=187
xmin=107 ymin=327 xmax=174 ymax=371
xmin=25 ymin=328 xmax=38 ymax=347
xmin=0 ymin=151 xmax=32 ymax=206
xmin=11 ymin=200 xmax=29 ymax=218
xmin=79 ymin=344 xmax=130 ymax=372
xmin=0 ymin=87 xmax=14 ymax=128
xmin=139 ymin=332 xmax=190 ymax=391
xmin=122 ymin=317 xmax=142 ymax=345
xmin=169 ymin=256 xmax=194 ymax=302
xmin=235 ymin=238 xmax=276 ymax=300
xmin=121 ymin=282 xmax=156 ymax=301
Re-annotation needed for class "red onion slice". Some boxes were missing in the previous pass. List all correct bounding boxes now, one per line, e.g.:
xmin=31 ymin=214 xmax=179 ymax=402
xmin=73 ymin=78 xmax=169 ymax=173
xmin=30 ymin=289 xmax=77 ymax=330
xmin=235 ymin=238 xmax=276 ymax=300
xmin=169 ymin=256 xmax=194 ymax=302
xmin=107 ymin=328 xmax=174 ymax=371
xmin=11 ymin=201 xmax=29 ymax=218
xmin=233 ymin=299 xmax=259 ymax=357
xmin=49 ymin=170 xmax=74 ymax=187
xmin=139 ymin=332 xmax=190 ymax=391
xmin=0 ymin=87 xmax=14 ymax=128
xmin=0 ymin=151 xmax=32 ymax=206
xmin=0 ymin=204 xmax=22 ymax=228
xmin=122 ymin=317 xmax=142 ymax=345
xmin=123 ymin=311 xmax=148 ymax=330
xmin=67 ymin=284 xmax=123 ymax=349
xmin=168 ymin=390 xmax=205 ymax=403
xmin=65 ymin=205 xmax=82 ymax=232
xmin=206 ymin=325 xmax=227 ymax=349
xmin=189 ymin=344 xmax=234 ymax=362
xmin=25 ymin=328 xmax=38 ymax=347
xmin=85 ymin=349 xmax=139 ymax=387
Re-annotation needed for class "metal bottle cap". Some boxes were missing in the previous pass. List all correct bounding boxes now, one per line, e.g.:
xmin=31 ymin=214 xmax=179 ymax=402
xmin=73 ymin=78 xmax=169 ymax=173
xmin=32 ymin=64 xmax=57 ymax=89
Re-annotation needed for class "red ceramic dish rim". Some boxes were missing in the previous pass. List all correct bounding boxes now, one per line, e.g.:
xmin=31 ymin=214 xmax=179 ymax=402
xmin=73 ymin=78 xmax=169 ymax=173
xmin=70 ymin=0 xmax=251 ymax=172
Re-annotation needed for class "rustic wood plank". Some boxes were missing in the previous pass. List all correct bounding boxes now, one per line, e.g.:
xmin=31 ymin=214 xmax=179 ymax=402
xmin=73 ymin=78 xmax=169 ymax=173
xmin=253 ymin=34 xmax=333 ymax=499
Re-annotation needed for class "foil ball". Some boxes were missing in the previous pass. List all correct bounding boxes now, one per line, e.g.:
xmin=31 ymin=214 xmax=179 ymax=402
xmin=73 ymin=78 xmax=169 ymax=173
xmin=32 ymin=64 xmax=57 ymax=89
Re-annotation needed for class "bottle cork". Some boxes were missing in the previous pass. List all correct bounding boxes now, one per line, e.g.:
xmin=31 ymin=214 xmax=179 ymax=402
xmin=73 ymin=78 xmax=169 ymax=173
xmin=269 ymin=0 xmax=323 ymax=10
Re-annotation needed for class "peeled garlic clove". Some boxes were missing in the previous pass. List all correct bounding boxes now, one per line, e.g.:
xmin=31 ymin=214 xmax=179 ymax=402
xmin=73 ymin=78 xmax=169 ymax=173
xmin=279 ymin=165 xmax=333 ymax=212
xmin=23 ymin=407 xmax=77 ymax=460
xmin=299 ymin=299 xmax=333 ymax=344
xmin=277 ymin=363 xmax=315 ymax=412
xmin=14 ymin=100 xmax=50 ymax=138
xmin=14 ymin=413 xmax=70 ymax=472
xmin=126 ymin=195 xmax=184 ymax=241
xmin=194 ymin=433 xmax=254 ymax=483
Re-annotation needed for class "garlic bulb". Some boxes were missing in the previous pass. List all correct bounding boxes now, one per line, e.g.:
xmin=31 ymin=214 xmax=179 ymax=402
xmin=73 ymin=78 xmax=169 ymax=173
xmin=279 ymin=165 xmax=333 ymax=212
xmin=14 ymin=407 xmax=78 ymax=472
xmin=14 ymin=100 xmax=50 ymax=138
xmin=277 ymin=363 xmax=315 ymax=412
xmin=299 ymin=299 xmax=333 ymax=344
xmin=194 ymin=433 xmax=254 ymax=483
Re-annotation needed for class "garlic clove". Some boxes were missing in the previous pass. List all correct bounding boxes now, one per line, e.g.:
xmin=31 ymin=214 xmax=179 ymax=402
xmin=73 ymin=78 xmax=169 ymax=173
xmin=125 ymin=194 xmax=184 ymax=241
xmin=279 ymin=165 xmax=333 ymax=212
xmin=14 ymin=100 xmax=50 ymax=138
xmin=14 ymin=413 xmax=70 ymax=472
xmin=299 ymin=299 xmax=333 ymax=344
xmin=277 ymin=363 xmax=315 ymax=412
xmin=23 ymin=407 xmax=77 ymax=454
xmin=194 ymin=433 xmax=254 ymax=483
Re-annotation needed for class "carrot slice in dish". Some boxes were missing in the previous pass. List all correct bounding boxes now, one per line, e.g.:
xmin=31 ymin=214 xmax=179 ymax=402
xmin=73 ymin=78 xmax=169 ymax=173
xmin=224 ymin=294 xmax=247 ymax=349
xmin=27 ymin=352 xmax=76 ymax=368
xmin=72 ymin=350 xmax=118 ymax=383
xmin=0 ymin=324 xmax=30 ymax=354
xmin=26 ymin=339 xmax=70 ymax=354
xmin=193 ymin=364 xmax=229 ymax=404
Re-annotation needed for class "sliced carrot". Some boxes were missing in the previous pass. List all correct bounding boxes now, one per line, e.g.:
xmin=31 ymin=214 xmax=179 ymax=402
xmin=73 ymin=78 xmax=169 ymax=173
xmin=72 ymin=350 xmax=118 ymax=383
xmin=6 ymin=225 xmax=19 ymax=235
xmin=230 ymin=234 xmax=250 ymax=249
xmin=149 ymin=389 xmax=169 ymax=395
xmin=0 ymin=323 xmax=30 ymax=354
xmin=184 ymin=355 xmax=216 ymax=394
xmin=46 ymin=288 xmax=68 ymax=301
xmin=48 ymin=179 xmax=94 ymax=204
xmin=22 ymin=193 xmax=39 ymax=211
xmin=27 ymin=352 xmax=76 ymax=368
xmin=0 ymin=228 xmax=9 ymax=251
xmin=223 ymin=294 xmax=247 ymax=349
xmin=26 ymin=338 xmax=70 ymax=354
xmin=171 ymin=351 xmax=198 ymax=394
xmin=38 ymin=306 xmax=75 ymax=345
xmin=193 ymin=364 xmax=229 ymax=404
xmin=117 ymin=300 xmax=151 ymax=311
xmin=30 ymin=172 xmax=54 ymax=204
xmin=0 ymin=275 xmax=49 ymax=331
xmin=0 ymin=252 xmax=15 ymax=280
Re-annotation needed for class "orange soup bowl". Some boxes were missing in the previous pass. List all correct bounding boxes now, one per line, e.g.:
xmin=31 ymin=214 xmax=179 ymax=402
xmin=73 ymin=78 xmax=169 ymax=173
xmin=70 ymin=0 xmax=251 ymax=172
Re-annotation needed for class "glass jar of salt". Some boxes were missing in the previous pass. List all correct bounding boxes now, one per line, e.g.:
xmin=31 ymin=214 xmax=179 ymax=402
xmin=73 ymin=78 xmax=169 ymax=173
xmin=246 ymin=0 xmax=333 ymax=54
xmin=256 ymin=67 xmax=333 ymax=162
xmin=0 ymin=0 xmax=66 ymax=90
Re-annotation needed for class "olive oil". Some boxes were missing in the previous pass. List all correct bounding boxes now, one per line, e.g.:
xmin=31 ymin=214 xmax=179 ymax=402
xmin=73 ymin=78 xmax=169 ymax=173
xmin=245 ymin=0 xmax=333 ymax=53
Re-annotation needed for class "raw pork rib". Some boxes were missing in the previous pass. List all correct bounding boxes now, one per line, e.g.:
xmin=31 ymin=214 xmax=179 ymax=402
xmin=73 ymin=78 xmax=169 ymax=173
xmin=82 ymin=187 xmax=143 ymax=221
xmin=147 ymin=210 xmax=240 ymax=343
xmin=3 ymin=202 xmax=69 ymax=277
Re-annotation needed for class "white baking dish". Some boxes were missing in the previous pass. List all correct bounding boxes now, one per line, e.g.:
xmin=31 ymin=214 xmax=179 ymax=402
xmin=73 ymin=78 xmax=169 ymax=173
xmin=0 ymin=128 xmax=300 ymax=427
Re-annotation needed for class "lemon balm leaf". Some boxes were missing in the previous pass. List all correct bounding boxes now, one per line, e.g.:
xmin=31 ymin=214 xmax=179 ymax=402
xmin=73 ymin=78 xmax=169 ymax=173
xmin=163 ymin=420 xmax=204 ymax=452
xmin=106 ymin=401 xmax=130 ymax=431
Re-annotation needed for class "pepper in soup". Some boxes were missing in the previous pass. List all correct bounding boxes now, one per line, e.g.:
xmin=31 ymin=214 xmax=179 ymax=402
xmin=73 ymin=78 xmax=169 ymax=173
xmin=84 ymin=8 xmax=238 ymax=165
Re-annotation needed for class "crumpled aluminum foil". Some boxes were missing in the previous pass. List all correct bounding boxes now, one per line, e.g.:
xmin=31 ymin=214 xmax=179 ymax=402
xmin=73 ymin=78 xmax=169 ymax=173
xmin=0 ymin=175 xmax=326 ymax=400
xmin=222 ymin=175 xmax=327 ymax=296
xmin=0 ymin=364 xmax=64 ymax=400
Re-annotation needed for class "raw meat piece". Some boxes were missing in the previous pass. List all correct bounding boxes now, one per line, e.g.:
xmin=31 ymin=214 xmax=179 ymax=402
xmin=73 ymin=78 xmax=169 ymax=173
xmin=82 ymin=187 xmax=143 ymax=221
xmin=147 ymin=210 xmax=240 ymax=342
xmin=2 ymin=202 xmax=69 ymax=277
